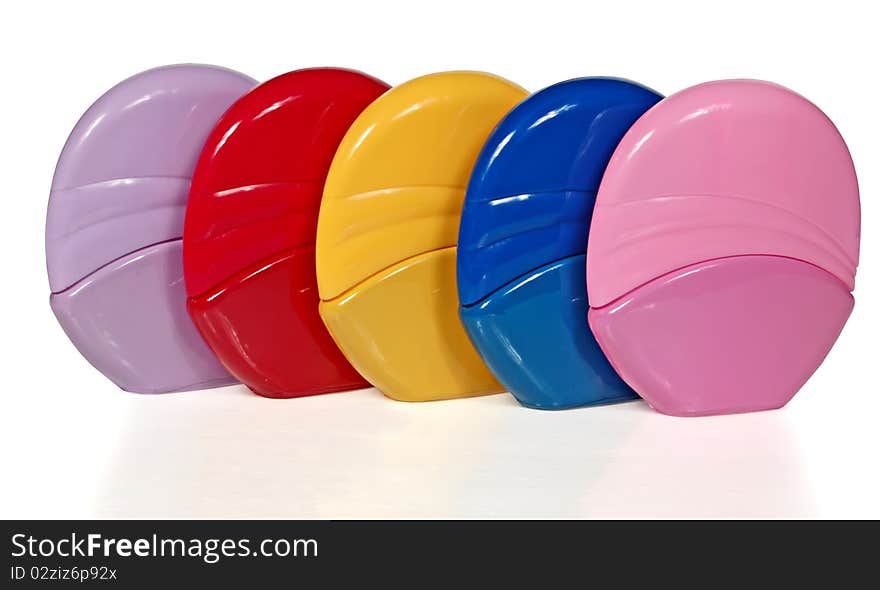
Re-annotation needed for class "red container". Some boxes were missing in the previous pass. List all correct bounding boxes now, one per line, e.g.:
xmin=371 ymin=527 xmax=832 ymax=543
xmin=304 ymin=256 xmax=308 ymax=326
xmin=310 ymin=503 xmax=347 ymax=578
xmin=183 ymin=68 xmax=388 ymax=398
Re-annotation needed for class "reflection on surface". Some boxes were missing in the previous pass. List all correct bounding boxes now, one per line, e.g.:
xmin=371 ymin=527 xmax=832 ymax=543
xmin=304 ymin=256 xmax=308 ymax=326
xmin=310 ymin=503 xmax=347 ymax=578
xmin=95 ymin=385 xmax=823 ymax=518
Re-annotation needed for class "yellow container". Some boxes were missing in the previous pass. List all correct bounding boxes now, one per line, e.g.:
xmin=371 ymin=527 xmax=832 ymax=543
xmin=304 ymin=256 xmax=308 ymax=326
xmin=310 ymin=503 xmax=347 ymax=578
xmin=316 ymin=71 xmax=527 ymax=401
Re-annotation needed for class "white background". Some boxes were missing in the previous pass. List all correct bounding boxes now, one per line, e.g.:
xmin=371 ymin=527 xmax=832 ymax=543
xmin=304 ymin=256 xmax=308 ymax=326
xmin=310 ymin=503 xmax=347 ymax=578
xmin=1 ymin=0 xmax=877 ymax=518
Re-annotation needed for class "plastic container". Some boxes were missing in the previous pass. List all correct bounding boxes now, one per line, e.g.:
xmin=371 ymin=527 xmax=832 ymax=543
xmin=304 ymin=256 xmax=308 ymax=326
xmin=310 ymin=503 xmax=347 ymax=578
xmin=587 ymin=80 xmax=860 ymax=416
xmin=316 ymin=72 xmax=527 ymax=401
xmin=47 ymin=65 xmax=255 ymax=393
xmin=183 ymin=69 xmax=386 ymax=398
xmin=458 ymin=77 xmax=661 ymax=409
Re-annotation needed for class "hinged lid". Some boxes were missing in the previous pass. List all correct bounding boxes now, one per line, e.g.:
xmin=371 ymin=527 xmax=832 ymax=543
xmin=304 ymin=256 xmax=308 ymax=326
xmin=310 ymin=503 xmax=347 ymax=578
xmin=46 ymin=64 xmax=256 ymax=293
xmin=316 ymin=71 xmax=527 ymax=300
xmin=587 ymin=80 xmax=860 ymax=308
xmin=183 ymin=68 xmax=389 ymax=297
xmin=457 ymin=78 xmax=661 ymax=305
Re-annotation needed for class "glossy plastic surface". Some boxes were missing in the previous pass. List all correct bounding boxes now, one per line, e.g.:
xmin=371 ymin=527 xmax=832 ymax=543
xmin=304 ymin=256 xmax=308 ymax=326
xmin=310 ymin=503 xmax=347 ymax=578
xmin=47 ymin=65 xmax=256 ymax=293
xmin=459 ymin=78 xmax=662 ymax=305
xmin=320 ymin=248 xmax=500 ymax=401
xmin=588 ymin=80 xmax=860 ymax=308
xmin=47 ymin=65 xmax=255 ymax=393
xmin=460 ymin=256 xmax=636 ymax=409
xmin=184 ymin=68 xmax=386 ymax=398
xmin=317 ymin=72 xmax=529 ymax=300
xmin=317 ymin=72 xmax=527 ymax=400
xmin=458 ymin=78 xmax=661 ymax=409
xmin=47 ymin=177 xmax=190 ymax=293
xmin=589 ymin=256 xmax=854 ymax=416
xmin=51 ymin=242 xmax=233 ymax=393
xmin=188 ymin=247 xmax=366 ymax=398
xmin=588 ymin=80 xmax=861 ymax=416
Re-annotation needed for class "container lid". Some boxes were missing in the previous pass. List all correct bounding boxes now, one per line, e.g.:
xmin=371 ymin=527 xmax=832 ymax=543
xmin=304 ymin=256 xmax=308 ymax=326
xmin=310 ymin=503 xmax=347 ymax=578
xmin=46 ymin=64 xmax=256 ymax=293
xmin=587 ymin=79 xmax=861 ymax=308
xmin=183 ymin=68 xmax=389 ymax=298
xmin=457 ymin=78 xmax=662 ymax=305
xmin=315 ymin=71 xmax=527 ymax=300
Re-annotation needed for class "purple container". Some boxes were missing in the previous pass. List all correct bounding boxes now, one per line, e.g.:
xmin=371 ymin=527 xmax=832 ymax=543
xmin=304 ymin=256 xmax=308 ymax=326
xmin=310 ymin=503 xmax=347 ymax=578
xmin=46 ymin=65 xmax=257 ymax=393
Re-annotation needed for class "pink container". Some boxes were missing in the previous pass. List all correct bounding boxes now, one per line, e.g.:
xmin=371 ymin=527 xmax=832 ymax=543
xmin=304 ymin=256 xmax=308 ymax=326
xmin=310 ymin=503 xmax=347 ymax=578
xmin=587 ymin=80 xmax=860 ymax=416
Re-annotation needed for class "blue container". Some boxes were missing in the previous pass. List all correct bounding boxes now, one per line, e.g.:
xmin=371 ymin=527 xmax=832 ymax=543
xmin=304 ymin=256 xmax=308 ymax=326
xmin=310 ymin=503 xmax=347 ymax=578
xmin=457 ymin=77 xmax=662 ymax=409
